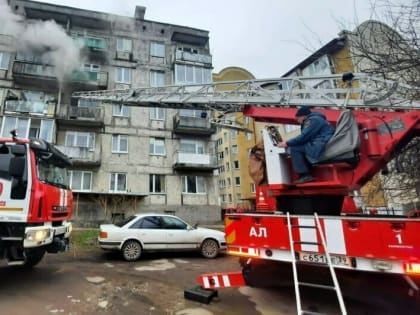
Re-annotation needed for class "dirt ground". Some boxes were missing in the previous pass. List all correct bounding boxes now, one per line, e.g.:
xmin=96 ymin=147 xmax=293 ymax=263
xmin=0 ymin=249 xmax=274 ymax=315
xmin=0 ymin=248 xmax=418 ymax=315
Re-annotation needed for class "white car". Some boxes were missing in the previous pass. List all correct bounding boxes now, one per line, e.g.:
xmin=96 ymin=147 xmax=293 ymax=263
xmin=98 ymin=213 xmax=226 ymax=261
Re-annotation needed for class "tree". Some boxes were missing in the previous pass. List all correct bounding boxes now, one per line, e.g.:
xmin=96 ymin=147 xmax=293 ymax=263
xmin=344 ymin=0 xmax=420 ymax=209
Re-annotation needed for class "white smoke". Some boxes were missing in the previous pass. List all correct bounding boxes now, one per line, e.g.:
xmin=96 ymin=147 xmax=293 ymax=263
xmin=0 ymin=0 xmax=81 ymax=83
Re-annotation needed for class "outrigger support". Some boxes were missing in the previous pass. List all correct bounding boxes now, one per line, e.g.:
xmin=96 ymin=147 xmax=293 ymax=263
xmin=184 ymin=271 xmax=245 ymax=304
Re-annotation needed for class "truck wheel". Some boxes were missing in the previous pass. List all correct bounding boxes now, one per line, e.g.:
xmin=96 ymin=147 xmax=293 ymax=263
xmin=200 ymin=239 xmax=219 ymax=259
xmin=121 ymin=240 xmax=142 ymax=261
xmin=24 ymin=248 xmax=46 ymax=268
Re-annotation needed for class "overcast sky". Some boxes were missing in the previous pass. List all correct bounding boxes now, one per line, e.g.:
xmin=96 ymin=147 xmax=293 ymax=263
xmin=34 ymin=0 xmax=376 ymax=78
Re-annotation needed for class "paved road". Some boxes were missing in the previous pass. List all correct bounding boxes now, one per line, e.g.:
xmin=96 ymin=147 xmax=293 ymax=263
xmin=0 ymin=249 xmax=418 ymax=315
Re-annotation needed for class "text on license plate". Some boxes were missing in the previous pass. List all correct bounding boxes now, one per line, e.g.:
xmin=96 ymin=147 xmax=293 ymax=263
xmin=299 ymin=252 xmax=352 ymax=266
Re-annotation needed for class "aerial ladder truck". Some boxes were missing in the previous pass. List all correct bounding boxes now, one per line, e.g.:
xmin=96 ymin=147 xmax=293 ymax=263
xmin=73 ymin=73 xmax=420 ymax=313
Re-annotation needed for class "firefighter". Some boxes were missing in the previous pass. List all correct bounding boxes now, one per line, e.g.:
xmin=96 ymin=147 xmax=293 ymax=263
xmin=277 ymin=106 xmax=334 ymax=184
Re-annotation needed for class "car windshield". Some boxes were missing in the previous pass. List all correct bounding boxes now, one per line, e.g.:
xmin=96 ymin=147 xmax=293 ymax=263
xmin=115 ymin=215 xmax=137 ymax=227
xmin=37 ymin=159 xmax=69 ymax=189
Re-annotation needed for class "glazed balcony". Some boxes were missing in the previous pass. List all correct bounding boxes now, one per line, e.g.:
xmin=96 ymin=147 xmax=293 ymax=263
xmin=4 ymin=100 xmax=54 ymax=117
xmin=70 ymin=70 xmax=108 ymax=89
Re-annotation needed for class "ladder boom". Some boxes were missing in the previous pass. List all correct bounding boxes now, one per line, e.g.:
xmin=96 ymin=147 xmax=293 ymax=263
xmin=72 ymin=73 xmax=420 ymax=112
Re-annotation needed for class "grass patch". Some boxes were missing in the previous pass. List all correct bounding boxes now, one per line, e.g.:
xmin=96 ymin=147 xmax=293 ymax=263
xmin=70 ymin=229 xmax=99 ymax=250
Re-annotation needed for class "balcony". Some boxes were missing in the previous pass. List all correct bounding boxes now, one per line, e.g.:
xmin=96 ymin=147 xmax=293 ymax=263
xmin=56 ymin=105 xmax=104 ymax=128
xmin=56 ymin=145 xmax=101 ymax=167
xmin=74 ymin=36 xmax=108 ymax=60
xmin=4 ymin=100 xmax=54 ymax=117
xmin=173 ymin=152 xmax=217 ymax=171
xmin=12 ymin=61 xmax=57 ymax=88
xmin=70 ymin=70 xmax=108 ymax=90
xmin=173 ymin=114 xmax=216 ymax=136
xmin=175 ymin=50 xmax=212 ymax=65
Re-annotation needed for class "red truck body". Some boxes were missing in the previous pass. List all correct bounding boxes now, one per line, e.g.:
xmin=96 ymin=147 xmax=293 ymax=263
xmin=0 ymin=137 xmax=72 ymax=267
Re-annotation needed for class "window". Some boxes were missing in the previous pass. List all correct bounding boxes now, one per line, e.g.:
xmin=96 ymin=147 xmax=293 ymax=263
xmin=244 ymin=117 xmax=250 ymax=125
xmin=0 ymin=51 xmax=11 ymax=70
xmin=112 ymin=134 xmax=128 ymax=153
xmin=69 ymin=171 xmax=92 ymax=191
xmin=218 ymin=151 xmax=224 ymax=159
xmin=150 ymin=107 xmax=165 ymax=120
xmin=226 ymin=162 xmax=230 ymax=171
xmin=285 ymin=125 xmax=300 ymax=133
xmin=182 ymin=175 xmax=206 ymax=193
xmin=112 ymin=104 xmax=129 ymax=117
xmin=110 ymin=173 xmax=127 ymax=192
xmin=150 ymin=70 xmax=165 ymax=87
xmin=228 ymin=194 xmax=232 ymax=202
xmin=231 ymin=130 xmax=238 ymax=139
xmin=116 ymin=38 xmax=132 ymax=52
xmin=133 ymin=216 xmax=162 ymax=229
xmin=149 ymin=138 xmax=165 ymax=155
xmin=227 ymin=178 xmax=231 ymax=186
xmin=174 ymin=64 xmax=212 ymax=84
xmin=246 ymin=132 xmax=252 ymax=141
xmin=150 ymin=42 xmax=165 ymax=57
xmin=82 ymin=63 xmax=100 ymax=72
xmin=232 ymin=145 xmax=238 ymax=154
xmin=250 ymin=183 xmax=256 ymax=193
xmin=234 ymin=160 xmax=239 ymax=169
xmin=116 ymin=67 xmax=131 ymax=84
xmin=39 ymin=120 xmax=54 ymax=142
xmin=65 ymin=131 xmax=94 ymax=149
xmin=1 ymin=117 xmax=29 ymax=138
xmin=235 ymin=177 xmax=241 ymax=186
xmin=180 ymin=139 xmax=205 ymax=154
xmin=150 ymin=174 xmax=165 ymax=193
xmin=162 ymin=216 xmax=187 ymax=229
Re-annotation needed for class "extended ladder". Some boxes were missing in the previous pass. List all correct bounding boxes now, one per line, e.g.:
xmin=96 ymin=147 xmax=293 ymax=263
xmin=72 ymin=73 xmax=420 ymax=113
xmin=287 ymin=213 xmax=347 ymax=315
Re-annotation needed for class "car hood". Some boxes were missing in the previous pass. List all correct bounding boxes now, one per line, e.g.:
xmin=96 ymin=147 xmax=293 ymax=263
xmin=195 ymin=227 xmax=225 ymax=237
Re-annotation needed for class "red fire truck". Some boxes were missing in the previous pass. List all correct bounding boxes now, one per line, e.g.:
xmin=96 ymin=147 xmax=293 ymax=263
xmin=0 ymin=133 xmax=72 ymax=267
xmin=73 ymin=73 xmax=420 ymax=313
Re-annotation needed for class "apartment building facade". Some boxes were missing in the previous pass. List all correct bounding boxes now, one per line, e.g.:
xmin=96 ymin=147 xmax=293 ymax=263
xmin=0 ymin=0 xmax=220 ymax=225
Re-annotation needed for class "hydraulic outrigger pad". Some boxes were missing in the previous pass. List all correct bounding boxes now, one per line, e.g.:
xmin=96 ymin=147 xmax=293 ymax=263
xmin=184 ymin=271 xmax=246 ymax=303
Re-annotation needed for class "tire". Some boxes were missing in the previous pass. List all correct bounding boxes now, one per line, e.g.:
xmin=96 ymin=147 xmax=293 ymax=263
xmin=23 ymin=248 xmax=46 ymax=268
xmin=200 ymin=239 xmax=219 ymax=259
xmin=121 ymin=240 xmax=142 ymax=261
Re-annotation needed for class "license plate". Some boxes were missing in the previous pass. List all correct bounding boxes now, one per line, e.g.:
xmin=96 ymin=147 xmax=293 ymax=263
xmin=298 ymin=252 xmax=352 ymax=267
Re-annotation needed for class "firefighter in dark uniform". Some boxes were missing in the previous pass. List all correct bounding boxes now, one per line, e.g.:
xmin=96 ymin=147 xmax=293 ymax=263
xmin=277 ymin=106 xmax=335 ymax=184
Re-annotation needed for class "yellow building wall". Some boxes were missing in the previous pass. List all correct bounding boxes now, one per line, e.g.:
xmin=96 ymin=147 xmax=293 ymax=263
xmin=213 ymin=67 xmax=257 ymax=210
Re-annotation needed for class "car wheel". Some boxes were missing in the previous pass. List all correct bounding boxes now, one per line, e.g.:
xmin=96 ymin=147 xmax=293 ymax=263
xmin=200 ymin=238 xmax=219 ymax=259
xmin=23 ymin=248 xmax=46 ymax=268
xmin=121 ymin=240 xmax=142 ymax=261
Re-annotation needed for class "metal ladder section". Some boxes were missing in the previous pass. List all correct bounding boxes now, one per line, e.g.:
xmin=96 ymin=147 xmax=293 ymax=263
xmin=286 ymin=212 xmax=347 ymax=315
xmin=72 ymin=73 xmax=420 ymax=112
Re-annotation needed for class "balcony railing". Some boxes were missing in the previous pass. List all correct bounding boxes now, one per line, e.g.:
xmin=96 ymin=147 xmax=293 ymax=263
xmin=173 ymin=152 xmax=217 ymax=170
xmin=173 ymin=114 xmax=216 ymax=135
xmin=175 ymin=50 xmax=212 ymax=65
xmin=71 ymin=70 xmax=108 ymax=88
xmin=56 ymin=145 xmax=101 ymax=166
xmin=12 ymin=61 xmax=56 ymax=78
xmin=4 ymin=100 xmax=52 ymax=116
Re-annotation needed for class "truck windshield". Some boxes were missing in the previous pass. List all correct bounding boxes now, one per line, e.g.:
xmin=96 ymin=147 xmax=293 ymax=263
xmin=37 ymin=160 xmax=69 ymax=189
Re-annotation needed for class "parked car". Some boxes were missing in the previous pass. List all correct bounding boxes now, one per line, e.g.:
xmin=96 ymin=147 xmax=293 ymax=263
xmin=98 ymin=213 xmax=226 ymax=261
